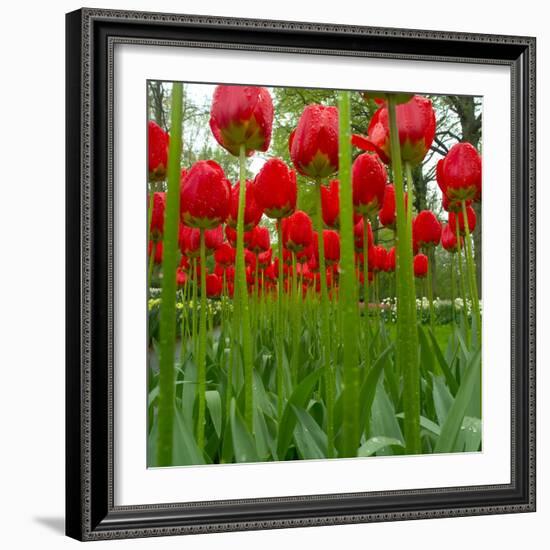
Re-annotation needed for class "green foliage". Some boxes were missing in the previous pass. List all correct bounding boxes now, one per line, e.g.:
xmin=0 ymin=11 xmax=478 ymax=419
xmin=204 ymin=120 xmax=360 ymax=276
xmin=147 ymin=300 xmax=482 ymax=466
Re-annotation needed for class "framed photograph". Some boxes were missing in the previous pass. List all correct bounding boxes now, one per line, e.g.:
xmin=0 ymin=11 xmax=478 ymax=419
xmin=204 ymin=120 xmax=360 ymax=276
xmin=65 ymin=8 xmax=536 ymax=541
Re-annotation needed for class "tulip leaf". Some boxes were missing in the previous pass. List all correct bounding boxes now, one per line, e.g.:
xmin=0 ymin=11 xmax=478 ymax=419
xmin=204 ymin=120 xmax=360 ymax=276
xmin=148 ymin=385 xmax=159 ymax=408
xmin=432 ymin=375 xmax=454 ymax=427
xmin=396 ymin=413 xmax=441 ymax=437
xmin=292 ymin=405 xmax=327 ymax=460
xmin=173 ymin=409 xmax=206 ymax=466
xmin=181 ymin=359 xmax=197 ymax=424
xmin=230 ymin=399 xmax=259 ymax=463
xmin=358 ymin=436 xmax=404 ymax=457
xmin=428 ymin=330 xmax=459 ymax=394
xmin=147 ymin=415 xmax=158 ymax=467
xmin=418 ymin=325 xmax=437 ymax=377
xmin=456 ymin=416 xmax=482 ymax=452
xmin=435 ymin=349 xmax=481 ymax=453
xmin=220 ymin=416 xmax=234 ymax=464
xmin=277 ymin=368 xmax=324 ymax=460
xmin=360 ymin=344 xmax=394 ymax=438
xmin=205 ymin=390 xmax=222 ymax=438
xmin=253 ymin=405 xmax=272 ymax=460
xmin=370 ymin=381 xmax=403 ymax=455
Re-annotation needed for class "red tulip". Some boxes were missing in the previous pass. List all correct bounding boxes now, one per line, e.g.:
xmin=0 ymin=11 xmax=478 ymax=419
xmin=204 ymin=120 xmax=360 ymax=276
xmin=253 ymin=158 xmax=297 ymax=219
xmin=320 ymin=179 xmax=340 ymax=229
xmin=209 ymin=85 xmax=274 ymax=156
xmin=263 ymin=263 xmax=277 ymax=282
xmin=413 ymin=254 xmax=429 ymax=278
xmin=273 ymin=257 xmax=292 ymax=278
xmin=225 ymin=225 xmax=237 ymax=247
xmin=179 ymin=224 xmax=223 ymax=258
xmin=353 ymin=217 xmax=374 ymax=252
xmin=214 ymin=242 xmax=236 ymax=267
xmin=282 ymin=210 xmax=314 ymax=253
xmin=378 ymin=184 xmax=396 ymax=229
xmin=180 ymin=160 xmax=231 ymax=229
xmin=215 ymin=264 xmax=235 ymax=283
xmin=296 ymin=261 xmax=311 ymax=277
xmin=148 ymin=121 xmax=169 ymax=181
xmin=315 ymin=269 xmax=335 ymax=292
xmin=258 ymin=248 xmax=273 ymax=268
xmin=289 ymin=104 xmax=339 ymax=179
xmin=179 ymin=255 xmax=190 ymax=273
xmin=320 ymin=179 xmax=360 ymax=229
xmin=448 ymin=205 xmax=477 ymax=235
xmin=246 ymin=225 xmax=270 ymax=253
xmin=205 ymin=273 xmax=223 ymax=298
xmin=296 ymin=243 xmax=314 ymax=263
xmin=148 ymin=240 xmax=163 ymax=264
xmin=226 ymin=281 xmax=235 ymax=298
xmin=149 ymin=191 xmax=166 ymax=240
xmin=441 ymin=223 xmax=462 ymax=253
xmin=226 ymin=180 xmax=263 ymax=231
xmin=313 ymin=230 xmax=340 ymax=265
xmin=412 ymin=210 xmax=442 ymax=249
xmin=244 ymin=249 xmax=257 ymax=269
xmin=438 ymin=142 xmax=482 ymax=202
xmin=368 ymin=245 xmax=388 ymax=272
xmin=386 ymin=247 xmax=396 ymax=271
xmin=352 ymin=153 xmax=388 ymax=218
xmin=302 ymin=268 xmax=315 ymax=287
xmin=353 ymin=95 xmax=436 ymax=167
xmin=308 ymin=254 xmax=320 ymax=273
xmin=176 ymin=267 xmax=188 ymax=288
xmin=246 ymin=265 xmax=259 ymax=287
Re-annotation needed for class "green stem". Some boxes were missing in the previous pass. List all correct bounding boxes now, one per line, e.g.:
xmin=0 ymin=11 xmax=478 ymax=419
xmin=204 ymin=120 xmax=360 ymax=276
xmin=314 ymin=180 xmax=334 ymax=458
xmin=362 ymin=215 xmax=371 ymax=368
xmin=461 ymin=200 xmax=482 ymax=348
xmin=426 ymin=251 xmax=436 ymax=335
xmin=259 ymin=270 xmax=265 ymax=348
xmin=374 ymin=272 xmax=381 ymax=328
xmin=254 ymin=253 xmax=260 ymax=332
xmin=236 ymin=144 xmax=254 ymax=432
xmin=450 ymin=252 xmax=456 ymax=328
xmin=455 ymin=215 xmax=469 ymax=339
xmin=226 ymin=276 xmax=238 ymax=424
xmin=405 ymin=162 xmax=415 ymax=226
xmin=192 ymin=258 xmax=198 ymax=358
xmin=387 ymin=95 xmax=421 ymax=455
xmin=291 ymin=252 xmax=300 ymax=386
xmin=338 ymin=91 xmax=360 ymax=458
xmin=147 ymin=243 xmax=156 ymax=295
xmin=426 ymin=252 xmax=441 ymax=376
xmin=180 ymin=274 xmax=189 ymax=358
xmin=276 ymin=222 xmax=285 ymax=421
xmin=156 ymin=82 xmax=183 ymax=466
xmin=196 ymin=229 xmax=207 ymax=450
xmin=147 ymin=193 xmax=155 ymax=297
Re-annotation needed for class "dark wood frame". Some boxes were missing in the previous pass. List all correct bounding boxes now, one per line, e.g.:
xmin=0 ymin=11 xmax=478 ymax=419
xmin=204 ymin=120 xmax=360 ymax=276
xmin=66 ymin=8 xmax=536 ymax=541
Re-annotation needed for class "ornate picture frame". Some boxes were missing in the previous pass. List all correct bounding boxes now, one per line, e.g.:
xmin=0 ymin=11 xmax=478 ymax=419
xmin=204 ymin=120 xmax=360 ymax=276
xmin=65 ymin=8 xmax=536 ymax=541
